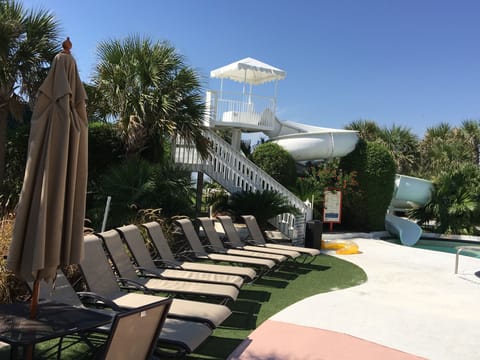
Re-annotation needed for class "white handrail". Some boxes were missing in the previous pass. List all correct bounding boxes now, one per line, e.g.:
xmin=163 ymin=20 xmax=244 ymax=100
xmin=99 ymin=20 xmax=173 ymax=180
xmin=173 ymin=129 xmax=311 ymax=243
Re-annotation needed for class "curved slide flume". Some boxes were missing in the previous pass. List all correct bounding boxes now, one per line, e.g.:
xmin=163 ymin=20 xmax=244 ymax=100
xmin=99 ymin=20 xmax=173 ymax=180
xmin=263 ymin=117 xmax=432 ymax=247
xmin=386 ymin=175 xmax=433 ymax=246
xmin=263 ymin=117 xmax=359 ymax=161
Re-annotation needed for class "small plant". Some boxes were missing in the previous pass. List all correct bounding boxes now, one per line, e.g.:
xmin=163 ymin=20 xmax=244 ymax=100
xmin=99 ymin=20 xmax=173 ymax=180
xmin=0 ymin=214 xmax=30 ymax=303
xmin=219 ymin=189 xmax=300 ymax=229
xmin=294 ymin=160 xmax=358 ymax=219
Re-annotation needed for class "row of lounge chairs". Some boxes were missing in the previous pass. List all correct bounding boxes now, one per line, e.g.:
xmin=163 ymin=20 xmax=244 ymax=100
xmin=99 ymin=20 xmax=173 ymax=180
xmin=37 ymin=215 xmax=320 ymax=357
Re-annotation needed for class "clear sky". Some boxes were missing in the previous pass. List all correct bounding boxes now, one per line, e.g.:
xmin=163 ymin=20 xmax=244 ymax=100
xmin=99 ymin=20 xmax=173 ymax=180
xmin=23 ymin=0 xmax=480 ymax=138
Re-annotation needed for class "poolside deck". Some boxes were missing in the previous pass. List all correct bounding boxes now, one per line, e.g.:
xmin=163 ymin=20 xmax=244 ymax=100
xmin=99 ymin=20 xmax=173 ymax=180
xmin=229 ymin=234 xmax=480 ymax=360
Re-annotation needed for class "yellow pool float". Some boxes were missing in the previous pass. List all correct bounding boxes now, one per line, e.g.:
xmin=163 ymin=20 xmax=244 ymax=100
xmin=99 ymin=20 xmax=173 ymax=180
xmin=321 ymin=239 xmax=360 ymax=255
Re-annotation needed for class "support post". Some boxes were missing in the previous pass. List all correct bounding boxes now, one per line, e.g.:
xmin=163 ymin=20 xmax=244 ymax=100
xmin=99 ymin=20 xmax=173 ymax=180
xmin=195 ymin=171 xmax=204 ymax=217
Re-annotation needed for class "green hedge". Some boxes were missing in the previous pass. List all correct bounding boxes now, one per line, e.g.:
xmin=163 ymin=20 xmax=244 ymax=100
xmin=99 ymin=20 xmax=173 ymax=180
xmin=87 ymin=122 xmax=125 ymax=183
xmin=251 ymin=142 xmax=297 ymax=188
xmin=340 ymin=139 xmax=396 ymax=231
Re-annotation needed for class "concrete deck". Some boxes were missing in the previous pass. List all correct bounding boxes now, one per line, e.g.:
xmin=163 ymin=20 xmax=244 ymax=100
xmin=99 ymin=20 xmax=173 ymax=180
xmin=229 ymin=234 xmax=480 ymax=359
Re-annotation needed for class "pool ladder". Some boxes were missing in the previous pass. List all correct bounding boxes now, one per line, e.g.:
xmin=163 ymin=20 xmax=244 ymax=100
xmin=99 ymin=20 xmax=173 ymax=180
xmin=454 ymin=246 xmax=480 ymax=274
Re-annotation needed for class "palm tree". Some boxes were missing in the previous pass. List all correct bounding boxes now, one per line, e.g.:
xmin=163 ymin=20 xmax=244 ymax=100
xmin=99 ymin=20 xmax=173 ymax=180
xmin=378 ymin=124 xmax=419 ymax=175
xmin=92 ymin=35 xmax=209 ymax=163
xmin=0 ymin=0 xmax=61 ymax=185
xmin=345 ymin=120 xmax=419 ymax=175
xmin=459 ymin=119 xmax=480 ymax=166
xmin=345 ymin=119 xmax=382 ymax=142
xmin=410 ymin=164 xmax=480 ymax=235
xmin=419 ymin=123 xmax=472 ymax=178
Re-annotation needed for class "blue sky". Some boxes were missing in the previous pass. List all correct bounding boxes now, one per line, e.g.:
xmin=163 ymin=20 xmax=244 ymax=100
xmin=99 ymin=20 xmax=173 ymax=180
xmin=23 ymin=0 xmax=480 ymax=138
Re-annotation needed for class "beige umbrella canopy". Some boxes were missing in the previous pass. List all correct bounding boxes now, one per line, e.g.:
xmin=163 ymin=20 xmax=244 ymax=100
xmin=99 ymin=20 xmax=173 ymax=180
xmin=7 ymin=38 xmax=88 ymax=312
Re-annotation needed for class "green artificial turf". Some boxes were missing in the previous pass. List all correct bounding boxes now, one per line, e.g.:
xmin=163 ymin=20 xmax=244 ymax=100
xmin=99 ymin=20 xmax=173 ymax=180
xmin=187 ymin=254 xmax=367 ymax=359
xmin=0 ymin=254 xmax=366 ymax=359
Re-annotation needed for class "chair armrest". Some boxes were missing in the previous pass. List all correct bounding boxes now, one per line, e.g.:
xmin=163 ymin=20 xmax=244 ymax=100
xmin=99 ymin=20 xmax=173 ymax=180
xmin=134 ymin=266 xmax=166 ymax=279
xmin=117 ymin=277 xmax=155 ymax=295
xmin=204 ymin=245 xmax=227 ymax=254
xmin=152 ymin=259 xmax=183 ymax=270
xmin=222 ymin=240 xmax=236 ymax=248
xmin=264 ymin=230 xmax=291 ymax=244
xmin=244 ymin=239 xmax=265 ymax=246
xmin=77 ymin=291 xmax=122 ymax=312
xmin=175 ymin=249 xmax=198 ymax=261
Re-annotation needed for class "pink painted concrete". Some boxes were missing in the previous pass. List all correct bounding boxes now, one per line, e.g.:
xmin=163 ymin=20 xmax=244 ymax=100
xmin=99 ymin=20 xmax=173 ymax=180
xmin=228 ymin=320 xmax=426 ymax=360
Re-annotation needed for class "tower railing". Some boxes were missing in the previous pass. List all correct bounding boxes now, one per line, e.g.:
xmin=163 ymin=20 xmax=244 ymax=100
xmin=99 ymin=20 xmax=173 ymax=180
xmin=205 ymin=90 xmax=276 ymax=131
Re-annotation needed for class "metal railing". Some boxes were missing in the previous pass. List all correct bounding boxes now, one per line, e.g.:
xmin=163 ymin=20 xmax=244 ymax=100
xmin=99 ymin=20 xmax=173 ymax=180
xmin=454 ymin=246 xmax=480 ymax=274
xmin=204 ymin=90 xmax=276 ymax=130
xmin=173 ymin=128 xmax=311 ymax=244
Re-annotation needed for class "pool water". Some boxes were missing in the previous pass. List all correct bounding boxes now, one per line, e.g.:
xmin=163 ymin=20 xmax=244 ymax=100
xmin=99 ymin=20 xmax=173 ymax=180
xmin=385 ymin=238 xmax=480 ymax=258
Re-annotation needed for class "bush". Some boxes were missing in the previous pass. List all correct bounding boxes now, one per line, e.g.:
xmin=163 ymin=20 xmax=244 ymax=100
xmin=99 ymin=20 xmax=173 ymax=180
xmin=251 ymin=142 xmax=297 ymax=188
xmin=2 ymin=124 xmax=30 ymax=213
xmin=410 ymin=164 xmax=480 ymax=234
xmin=340 ymin=139 xmax=396 ymax=231
xmin=218 ymin=189 xmax=299 ymax=229
xmin=88 ymin=157 xmax=194 ymax=229
xmin=294 ymin=160 xmax=358 ymax=220
xmin=88 ymin=122 xmax=125 ymax=183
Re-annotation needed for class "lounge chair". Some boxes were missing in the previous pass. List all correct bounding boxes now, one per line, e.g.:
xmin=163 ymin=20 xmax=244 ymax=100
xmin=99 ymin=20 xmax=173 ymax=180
xmin=142 ymin=221 xmax=257 ymax=282
xmin=34 ymin=271 xmax=212 ymax=357
xmin=98 ymin=230 xmax=239 ymax=304
xmin=198 ymin=217 xmax=288 ymax=264
xmin=217 ymin=215 xmax=301 ymax=260
xmin=115 ymin=224 xmax=244 ymax=289
xmin=175 ymin=218 xmax=276 ymax=276
xmin=241 ymin=215 xmax=321 ymax=261
xmin=80 ymin=234 xmax=232 ymax=329
xmin=98 ymin=298 xmax=171 ymax=359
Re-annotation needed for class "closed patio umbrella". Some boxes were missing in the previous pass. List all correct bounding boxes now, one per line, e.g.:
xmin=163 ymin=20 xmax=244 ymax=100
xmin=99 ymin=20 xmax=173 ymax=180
xmin=7 ymin=38 xmax=88 ymax=317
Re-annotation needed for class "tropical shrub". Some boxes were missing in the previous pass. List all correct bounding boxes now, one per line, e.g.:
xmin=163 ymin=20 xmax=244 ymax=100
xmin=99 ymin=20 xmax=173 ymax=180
xmin=410 ymin=164 xmax=480 ymax=235
xmin=251 ymin=142 xmax=297 ymax=188
xmin=294 ymin=160 xmax=358 ymax=220
xmin=204 ymin=182 xmax=229 ymax=215
xmin=340 ymin=139 xmax=396 ymax=231
xmin=2 ymin=123 xmax=29 ymax=212
xmin=87 ymin=157 xmax=194 ymax=229
xmin=217 ymin=189 xmax=299 ymax=229
xmin=87 ymin=121 xmax=124 ymax=184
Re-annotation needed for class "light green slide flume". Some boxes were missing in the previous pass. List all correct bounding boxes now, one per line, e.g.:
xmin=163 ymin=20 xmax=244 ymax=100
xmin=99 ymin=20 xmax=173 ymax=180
xmin=386 ymin=175 xmax=433 ymax=246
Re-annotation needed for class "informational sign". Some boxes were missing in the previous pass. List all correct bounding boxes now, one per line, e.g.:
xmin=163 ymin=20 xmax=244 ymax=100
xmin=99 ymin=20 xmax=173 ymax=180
xmin=323 ymin=190 xmax=342 ymax=224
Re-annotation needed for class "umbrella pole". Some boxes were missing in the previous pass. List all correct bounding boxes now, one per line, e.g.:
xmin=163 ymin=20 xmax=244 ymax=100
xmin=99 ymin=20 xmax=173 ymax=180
xmin=25 ymin=280 xmax=40 ymax=360
xmin=30 ymin=279 xmax=40 ymax=319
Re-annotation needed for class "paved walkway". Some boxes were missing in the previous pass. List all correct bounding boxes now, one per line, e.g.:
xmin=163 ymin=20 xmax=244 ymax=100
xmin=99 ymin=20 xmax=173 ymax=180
xmin=229 ymin=234 xmax=480 ymax=360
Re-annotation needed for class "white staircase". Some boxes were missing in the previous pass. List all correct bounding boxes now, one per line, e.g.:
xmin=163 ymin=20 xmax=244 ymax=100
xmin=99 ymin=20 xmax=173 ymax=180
xmin=173 ymin=129 xmax=311 ymax=244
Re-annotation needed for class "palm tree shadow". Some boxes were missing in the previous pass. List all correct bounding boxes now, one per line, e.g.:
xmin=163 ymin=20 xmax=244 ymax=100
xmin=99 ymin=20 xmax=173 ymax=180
xmin=266 ymin=270 xmax=299 ymax=280
xmin=251 ymin=278 xmax=289 ymax=288
xmin=222 ymin=300 xmax=262 ymax=330
xmin=237 ymin=289 xmax=271 ymax=302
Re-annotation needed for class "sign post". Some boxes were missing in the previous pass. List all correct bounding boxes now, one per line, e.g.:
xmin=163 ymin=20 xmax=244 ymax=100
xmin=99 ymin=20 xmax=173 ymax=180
xmin=323 ymin=189 xmax=342 ymax=231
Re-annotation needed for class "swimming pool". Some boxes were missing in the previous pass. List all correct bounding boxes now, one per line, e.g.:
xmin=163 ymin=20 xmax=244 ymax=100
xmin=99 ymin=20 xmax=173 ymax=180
xmin=384 ymin=237 xmax=480 ymax=258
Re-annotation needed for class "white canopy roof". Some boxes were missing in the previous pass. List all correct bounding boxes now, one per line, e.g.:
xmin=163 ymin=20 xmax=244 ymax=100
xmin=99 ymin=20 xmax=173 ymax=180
xmin=210 ymin=57 xmax=286 ymax=85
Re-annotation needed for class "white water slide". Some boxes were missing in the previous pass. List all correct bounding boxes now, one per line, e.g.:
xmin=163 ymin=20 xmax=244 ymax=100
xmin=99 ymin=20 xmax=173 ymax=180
xmin=385 ymin=175 xmax=433 ymax=246
xmin=208 ymin=58 xmax=432 ymax=245
xmin=209 ymin=57 xmax=359 ymax=160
